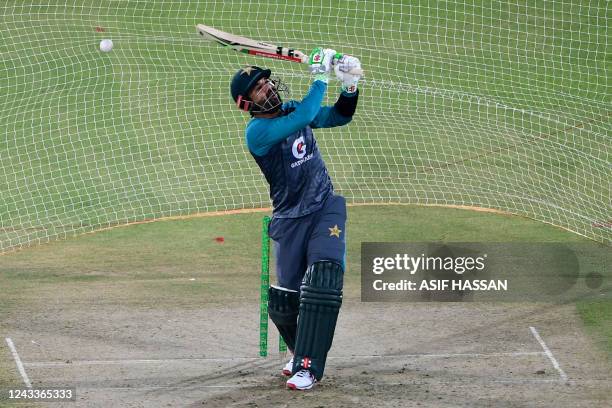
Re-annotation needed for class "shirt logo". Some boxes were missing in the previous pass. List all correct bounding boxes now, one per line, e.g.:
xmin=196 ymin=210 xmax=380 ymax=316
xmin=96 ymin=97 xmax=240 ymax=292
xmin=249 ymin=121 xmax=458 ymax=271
xmin=292 ymin=136 xmax=306 ymax=159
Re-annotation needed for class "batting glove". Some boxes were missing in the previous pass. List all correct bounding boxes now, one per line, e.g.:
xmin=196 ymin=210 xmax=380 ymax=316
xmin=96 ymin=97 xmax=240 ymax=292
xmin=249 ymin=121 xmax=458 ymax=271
xmin=334 ymin=55 xmax=361 ymax=93
xmin=336 ymin=70 xmax=360 ymax=93
xmin=309 ymin=47 xmax=337 ymax=83
xmin=335 ymin=55 xmax=361 ymax=74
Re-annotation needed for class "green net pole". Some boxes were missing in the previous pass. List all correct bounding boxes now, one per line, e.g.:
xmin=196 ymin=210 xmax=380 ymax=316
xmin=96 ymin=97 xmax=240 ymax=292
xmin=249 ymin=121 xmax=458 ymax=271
xmin=259 ymin=216 xmax=271 ymax=357
xmin=279 ymin=337 xmax=287 ymax=354
xmin=260 ymin=215 xmax=287 ymax=357
xmin=279 ymin=320 xmax=287 ymax=353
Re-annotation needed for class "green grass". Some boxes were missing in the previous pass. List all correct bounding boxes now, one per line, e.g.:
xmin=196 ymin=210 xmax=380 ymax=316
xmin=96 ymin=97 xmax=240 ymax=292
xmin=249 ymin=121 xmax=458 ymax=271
xmin=576 ymin=300 xmax=612 ymax=357
xmin=1 ymin=205 xmax=609 ymax=320
xmin=0 ymin=205 xmax=602 ymax=310
xmin=0 ymin=1 xmax=609 ymax=254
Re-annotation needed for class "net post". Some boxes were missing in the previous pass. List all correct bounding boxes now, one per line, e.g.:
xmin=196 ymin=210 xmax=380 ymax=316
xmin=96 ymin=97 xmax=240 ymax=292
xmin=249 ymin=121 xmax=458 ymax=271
xmin=259 ymin=216 xmax=271 ymax=357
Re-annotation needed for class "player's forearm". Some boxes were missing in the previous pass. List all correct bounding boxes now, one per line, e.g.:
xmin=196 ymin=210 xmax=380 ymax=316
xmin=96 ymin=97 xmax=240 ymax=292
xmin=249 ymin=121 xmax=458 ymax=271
xmin=297 ymin=80 xmax=327 ymax=122
xmin=309 ymin=89 xmax=359 ymax=129
xmin=334 ymin=89 xmax=359 ymax=117
xmin=270 ymin=80 xmax=327 ymax=134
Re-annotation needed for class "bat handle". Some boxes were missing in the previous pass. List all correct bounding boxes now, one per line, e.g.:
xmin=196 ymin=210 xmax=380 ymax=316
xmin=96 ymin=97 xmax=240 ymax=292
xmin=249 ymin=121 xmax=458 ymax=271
xmin=295 ymin=50 xmax=309 ymax=63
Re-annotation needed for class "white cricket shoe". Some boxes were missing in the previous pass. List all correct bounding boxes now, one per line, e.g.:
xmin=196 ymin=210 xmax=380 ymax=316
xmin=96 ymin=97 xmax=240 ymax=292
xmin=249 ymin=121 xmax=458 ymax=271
xmin=286 ymin=369 xmax=316 ymax=390
xmin=282 ymin=357 xmax=294 ymax=376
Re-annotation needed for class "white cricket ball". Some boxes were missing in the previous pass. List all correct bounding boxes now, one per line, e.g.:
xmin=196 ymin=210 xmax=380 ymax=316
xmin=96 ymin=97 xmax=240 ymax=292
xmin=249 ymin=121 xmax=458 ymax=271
xmin=99 ymin=39 xmax=113 ymax=52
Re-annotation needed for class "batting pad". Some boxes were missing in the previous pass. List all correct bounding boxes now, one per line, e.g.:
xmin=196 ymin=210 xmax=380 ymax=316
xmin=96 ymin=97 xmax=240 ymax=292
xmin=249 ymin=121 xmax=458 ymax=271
xmin=268 ymin=285 xmax=300 ymax=352
xmin=293 ymin=261 xmax=343 ymax=380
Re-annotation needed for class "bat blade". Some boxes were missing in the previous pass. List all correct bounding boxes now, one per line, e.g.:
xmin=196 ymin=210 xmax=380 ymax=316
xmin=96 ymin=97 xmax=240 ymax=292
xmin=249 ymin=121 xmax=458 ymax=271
xmin=196 ymin=24 xmax=306 ymax=63
xmin=196 ymin=24 xmax=363 ymax=76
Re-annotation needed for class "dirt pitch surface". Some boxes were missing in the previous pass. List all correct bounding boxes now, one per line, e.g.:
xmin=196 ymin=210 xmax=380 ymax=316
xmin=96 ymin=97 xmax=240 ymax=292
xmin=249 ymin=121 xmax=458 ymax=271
xmin=3 ymin=300 xmax=611 ymax=407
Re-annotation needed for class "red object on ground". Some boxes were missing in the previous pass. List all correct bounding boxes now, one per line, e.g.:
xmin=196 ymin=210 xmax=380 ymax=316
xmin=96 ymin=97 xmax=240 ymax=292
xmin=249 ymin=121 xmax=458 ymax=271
xmin=95 ymin=26 xmax=105 ymax=32
xmin=215 ymin=237 xmax=225 ymax=243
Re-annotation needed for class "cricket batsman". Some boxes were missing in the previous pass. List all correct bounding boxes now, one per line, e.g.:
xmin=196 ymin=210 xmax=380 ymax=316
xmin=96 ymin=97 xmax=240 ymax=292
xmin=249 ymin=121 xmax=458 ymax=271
xmin=230 ymin=48 xmax=361 ymax=390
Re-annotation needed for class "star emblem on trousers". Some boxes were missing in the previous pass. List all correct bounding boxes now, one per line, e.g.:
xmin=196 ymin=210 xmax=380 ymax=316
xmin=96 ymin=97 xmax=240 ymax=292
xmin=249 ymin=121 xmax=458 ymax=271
xmin=328 ymin=224 xmax=342 ymax=238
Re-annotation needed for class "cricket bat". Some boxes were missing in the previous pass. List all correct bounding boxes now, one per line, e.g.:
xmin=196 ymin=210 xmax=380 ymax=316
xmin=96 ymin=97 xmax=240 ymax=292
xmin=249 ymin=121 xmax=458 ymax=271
xmin=196 ymin=24 xmax=363 ymax=75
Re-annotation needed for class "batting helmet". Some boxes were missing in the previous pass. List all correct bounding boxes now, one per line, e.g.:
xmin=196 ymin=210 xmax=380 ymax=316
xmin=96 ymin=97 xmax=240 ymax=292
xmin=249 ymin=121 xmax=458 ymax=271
xmin=230 ymin=66 xmax=271 ymax=112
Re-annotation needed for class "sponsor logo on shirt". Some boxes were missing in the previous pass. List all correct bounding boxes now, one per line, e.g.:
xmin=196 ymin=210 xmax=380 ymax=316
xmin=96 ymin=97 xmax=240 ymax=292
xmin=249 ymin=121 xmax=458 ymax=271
xmin=292 ymin=136 xmax=307 ymax=159
xmin=290 ymin=153 xmax=313 ymax=168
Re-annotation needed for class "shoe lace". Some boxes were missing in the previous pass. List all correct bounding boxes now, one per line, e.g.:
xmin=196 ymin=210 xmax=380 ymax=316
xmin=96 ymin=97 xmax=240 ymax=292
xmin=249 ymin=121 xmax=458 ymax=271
xmin=296 ymin=369 xmax=313 ymax=379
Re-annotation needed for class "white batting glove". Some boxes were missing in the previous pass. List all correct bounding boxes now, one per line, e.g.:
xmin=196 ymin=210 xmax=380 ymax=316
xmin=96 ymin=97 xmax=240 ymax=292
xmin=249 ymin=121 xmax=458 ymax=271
xmin=334 ymin=55 xmax=361 ymax=93
xmin=309 ymin=47 xmax=337 ymax=83
xmin=335 ymin=55 xmax=361 ymax=74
